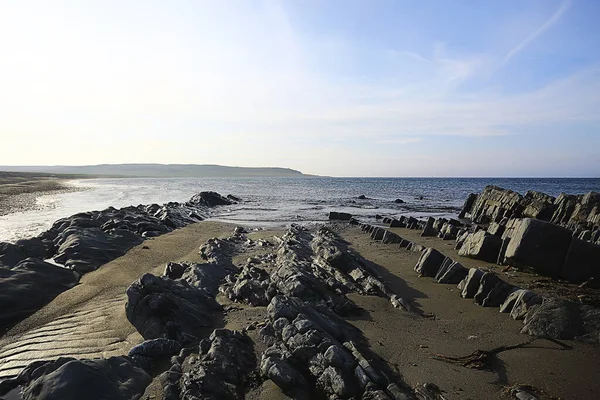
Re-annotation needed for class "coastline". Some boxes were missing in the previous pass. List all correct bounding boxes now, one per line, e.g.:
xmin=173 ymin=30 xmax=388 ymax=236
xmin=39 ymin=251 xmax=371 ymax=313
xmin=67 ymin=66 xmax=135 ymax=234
xmin=0 ymin=186 xmax=599 ymax=399
xmin=0 ymin=173 xmax=84 ymax=217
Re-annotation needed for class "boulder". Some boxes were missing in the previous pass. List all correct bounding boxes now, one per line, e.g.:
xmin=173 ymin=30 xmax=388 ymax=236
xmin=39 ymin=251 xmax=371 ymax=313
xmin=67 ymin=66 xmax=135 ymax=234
xmin=414 ymin=248 xmax=446 ymax=277
xmin=522 ymin=298 xmax=600 ymax=342
xmin=389 ymin=218 xmax=404 ymax=228
xmin=188 ymin=191 xmax=233 ymax=207
xmin=499 ymin=289 xmax=542 ymax=320
xmin=329 ymin=212 xmax=353 ymax=221
xmin=459 ymin=269 xmax=484 ymax=298
xmin=18 ymin=356 xmax=151 ymax=400
xmin=473 ymin=273 xmax=517 ymax=307
xmin=504 ymin=218 xmax=573 ymax=278
xmin=0 ymin=258 xmax=79 ymax=332
xmin=420 ymin=217 xmax=436 ymax=237
xmin=394 ymin=199 xmax=405 ymax=204
xmin=370 ymin=228 xmax=385 ymax=241
xmin=125 ymin=273 xmax=222 ymax=344
xmin=381 ymin=231 xmax=402 ymax=244
xmin=560 ymin=238 xmax=600 ymax=283
xmin=458 ymin=193 xmax=477 ymax=219
xmin=434 ymin=260 xmax=468 ymax=284
xmin=0 ymin=242 xmax=24 ymax=268
xmin=458 ymin=231 xmax=502 ymax=263
xmin=128 ymin=338 xmax=182 ymax=370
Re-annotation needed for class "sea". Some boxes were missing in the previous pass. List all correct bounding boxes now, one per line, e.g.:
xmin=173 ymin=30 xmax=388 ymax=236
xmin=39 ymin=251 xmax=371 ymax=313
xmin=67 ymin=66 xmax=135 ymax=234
xmin=1 ymin=177 xmax=599 ymax=243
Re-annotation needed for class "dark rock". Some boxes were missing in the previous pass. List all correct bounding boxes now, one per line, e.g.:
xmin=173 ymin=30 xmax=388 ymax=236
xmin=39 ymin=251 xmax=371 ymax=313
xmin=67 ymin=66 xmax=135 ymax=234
xmin=358 ymin=195 xmax=367 ymax=200
xmin=0 ymin=242 xmax=24 ymax=268
xmin=227 ymin=194 xmax=241 ymax=202
xmin=434 ymin=259 xmax=468 ymax=284
xmin=522 ymin=298 xmax=600 ymax=342
xmin=414 ymin=248 xmax=446 ymax=277
xmin=499 ymin=289 xmax=542 ymax=320
xmin=458 ymin=230 xmax=502 ymax=263
xmin=221 ymin=264 xmax=272 ymax=306
xmin=0 ymin=258 xmax=79 ymax=332
xmin=504 ymin=218 xmax=573 ymax=278
xmin=458 ymin=268 xmax=484 ymax=298
xmin=371 ymin=228 xmax=385 ymax=241
xmin=54 ymin=228 xmax=144 ymax=274
xmin=18 ymin=356 xmax=151 ymax=400
xmin=125 ymin=273 xmax=221 ymax=344
xmin=329 ymin=212 xmax=353 ymax=221
xmin=420 ymin=217 xmax=437 ymax=237
xmin=560 ymin=238 xmax=600 ymax=283
xmin=15 ymin=237 xmax=50 ymax=259
xmin=163 ymin=329 xmax=255 ymax=400
xmin=458 ymin=193 xmax=478 ymax=219
xmin=389 ymin=218 xmax=404 ymax=228
xmin=128 ymin=338 xmax=182 ymax=370
xmin=381 ymin=231 xmax=402 ymax=244
xmin=394 ymin=199 xmax=405 ymax=204
xmin=188 ymin=191 xmax=233 ymax=207
xmin=473 ymin=273 xmax=517 ymax=307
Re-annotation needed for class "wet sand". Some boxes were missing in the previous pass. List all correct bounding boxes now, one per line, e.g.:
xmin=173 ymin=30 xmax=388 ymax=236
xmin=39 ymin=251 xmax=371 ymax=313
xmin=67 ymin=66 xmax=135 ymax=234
xmin=337 ymin=224 xmax=600 ymax=400
xmin=0 ymin=172 xmax=82 ymax=216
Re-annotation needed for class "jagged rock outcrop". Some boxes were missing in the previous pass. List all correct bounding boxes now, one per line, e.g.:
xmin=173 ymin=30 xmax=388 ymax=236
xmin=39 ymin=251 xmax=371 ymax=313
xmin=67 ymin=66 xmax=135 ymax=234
xmin=461 ymin=185 xmax=600 ymax=234
xmin=125 ymin=273 xmax=222 ymax=344
xmin=162 ymin=329 xmax=256 ymax=400
xmin=259 ymin=296 xmax=413 ymax=400
xmin=188 ymin=191 xmax=234 ymax=207
xmin=329 ymin=211 xmax=353 ymax=221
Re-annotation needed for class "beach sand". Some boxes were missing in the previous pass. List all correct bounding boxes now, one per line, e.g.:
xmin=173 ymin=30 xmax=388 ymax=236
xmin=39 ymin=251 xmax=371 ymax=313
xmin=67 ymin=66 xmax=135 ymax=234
xmin=1 ymin=220 xmax=599 ymax=399
xmin=0 ymin=172 xmax=82 ymax=216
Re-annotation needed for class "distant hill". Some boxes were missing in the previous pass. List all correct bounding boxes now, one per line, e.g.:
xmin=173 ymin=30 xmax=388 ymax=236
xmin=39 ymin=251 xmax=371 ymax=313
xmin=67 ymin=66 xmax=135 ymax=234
xmin=0 ymin=164 xmax=307 ymax=178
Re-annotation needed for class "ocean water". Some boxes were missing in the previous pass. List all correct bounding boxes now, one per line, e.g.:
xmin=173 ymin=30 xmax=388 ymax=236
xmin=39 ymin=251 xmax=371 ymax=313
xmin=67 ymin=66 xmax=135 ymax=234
xmin=0 ymin=177 xmax=599 ymax=243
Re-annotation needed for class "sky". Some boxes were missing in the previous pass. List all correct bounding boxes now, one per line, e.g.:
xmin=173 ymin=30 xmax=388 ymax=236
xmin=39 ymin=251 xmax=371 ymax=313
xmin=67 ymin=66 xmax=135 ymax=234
xmin=1 ymin=0 xmax=599 ymax=177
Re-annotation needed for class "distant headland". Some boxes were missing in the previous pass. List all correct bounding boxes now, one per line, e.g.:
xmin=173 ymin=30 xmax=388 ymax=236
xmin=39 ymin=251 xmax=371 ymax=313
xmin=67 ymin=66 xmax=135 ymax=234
xmin=0 ymin=163 xmax=308 ymax=178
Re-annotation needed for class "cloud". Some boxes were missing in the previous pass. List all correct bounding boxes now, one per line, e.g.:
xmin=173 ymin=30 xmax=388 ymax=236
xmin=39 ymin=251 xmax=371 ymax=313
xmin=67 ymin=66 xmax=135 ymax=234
xmin=503 ymin=0 xmax=572 ymax=65
xmin=375 ymin=138 xmax=424 ymax=145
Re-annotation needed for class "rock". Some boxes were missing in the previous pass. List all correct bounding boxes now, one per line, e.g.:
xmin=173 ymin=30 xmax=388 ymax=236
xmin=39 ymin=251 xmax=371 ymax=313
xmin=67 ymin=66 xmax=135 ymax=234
xmin=381 ymin=231 xmax=402 ymax=244
xmin=389 ymin=218 xmax=404 ymax=228
xmin=128 ymin=338 xmax=182 ymax=370
xmin=504 ymin=218 xmax=573 ymax=278
xmin=371 ymin=228 xmax=385 ymax=241
xmin=221 ymin=265 xmax=272 ymax=306
xmin=163 ymin=329 xmax=255 ymax=400
xmin=0 ymin=242 xmax=24 ymax=268
xmin=15 ymin=237 xmax=50 ymax=259
xmin=0 ymin=258 xmax=79 ymax=332
xmin=329 ymin=211 xmax=353 ymax=221
xmin=227 ymin=194 xmax=241 ymax=202
xmin=18 ymin=356 xmax=151 ymax=400
xmin=188 ymin=191 xmax=233 ymax=207
xmin=421 ymin=217 xmax=437 ymax=237
xmin=499 ymin=289 xmax=542 ymax=320
xmin=358 ymin=195 xmax=367 ymax=200
xmin=458 ymin=230 xmax=502 ymax=263
xmin=459 ymin=269 xmax=484 ymax=298
xmin=434 ymin=260 xmax=468 ymax=284
xmin=487 ymin=222 xmax=505 ymax=237
xmin=473 ymin=273 xmax=517 ymax=307
xmin=454 ymin=230 xmax=470 ymax=251
xmin=560 ymin=238 xmax=600 ymax=283
xmin=458 ymin=193 xmax=478 ymax=219
xmin=414 ymin=248 xmax=446 ymax=277
xmin=394 ymin=199 xmax=405 ymax=204
xmin=522 ymin=298 xmax=600 ymax=342
xmin=53 ymin=228 xmax=144 ymax=274
xmin=125 ymin=273 xmax=222 ymax=344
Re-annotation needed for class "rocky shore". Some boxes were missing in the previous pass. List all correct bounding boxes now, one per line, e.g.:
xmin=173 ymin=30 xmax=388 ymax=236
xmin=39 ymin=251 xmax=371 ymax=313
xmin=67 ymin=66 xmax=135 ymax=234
xmin=0 ymin=186 xmax=599 ymax=399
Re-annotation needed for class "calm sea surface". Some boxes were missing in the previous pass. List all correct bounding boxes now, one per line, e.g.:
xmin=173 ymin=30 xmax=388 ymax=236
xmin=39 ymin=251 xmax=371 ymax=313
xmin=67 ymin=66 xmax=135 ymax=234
xmin=1 ymin=177 xmax=599 ymax=242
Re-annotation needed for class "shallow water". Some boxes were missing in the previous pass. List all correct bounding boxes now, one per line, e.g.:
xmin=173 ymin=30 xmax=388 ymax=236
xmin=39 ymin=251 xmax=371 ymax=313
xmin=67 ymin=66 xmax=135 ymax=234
xmin=0 ymin=177 xmax=598 ymax=242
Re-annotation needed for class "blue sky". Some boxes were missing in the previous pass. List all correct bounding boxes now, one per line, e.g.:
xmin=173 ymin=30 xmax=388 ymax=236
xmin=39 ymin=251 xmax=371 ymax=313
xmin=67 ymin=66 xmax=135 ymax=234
xmin=1 ymin=0 xmax=599 ymax=176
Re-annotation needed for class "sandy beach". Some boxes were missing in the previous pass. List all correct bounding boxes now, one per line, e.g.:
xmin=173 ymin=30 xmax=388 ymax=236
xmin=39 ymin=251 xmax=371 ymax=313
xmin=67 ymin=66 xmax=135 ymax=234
xmin=0 ymin=172 xmax=83 ymax=216
xmin=1 ymin=214 xmax=599 ymax=399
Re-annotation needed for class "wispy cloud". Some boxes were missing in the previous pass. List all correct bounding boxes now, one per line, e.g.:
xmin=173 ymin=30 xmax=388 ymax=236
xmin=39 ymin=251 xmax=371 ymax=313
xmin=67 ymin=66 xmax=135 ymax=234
xmin=503 ymin=0 xmax=572 ymax=65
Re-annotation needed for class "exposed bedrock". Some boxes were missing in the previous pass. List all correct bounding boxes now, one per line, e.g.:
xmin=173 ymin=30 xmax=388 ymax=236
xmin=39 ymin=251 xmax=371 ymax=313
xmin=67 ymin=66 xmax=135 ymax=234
xmin=460 ymin=185 xmax=600 ymax=235
xmin=1 ymin=356 xmax=151 ymax=400
xmin=162 ymin=328 xmax=256 ymax=400
xmin=0 ymin=258 xmax=79 ymax=332
xmin=260 ymin=296 xmax=414 ymax=400
xmin=0 ymin=191 xmax=231 ymax=332
xmin=125 ymin=273 xmax=222 ymax=344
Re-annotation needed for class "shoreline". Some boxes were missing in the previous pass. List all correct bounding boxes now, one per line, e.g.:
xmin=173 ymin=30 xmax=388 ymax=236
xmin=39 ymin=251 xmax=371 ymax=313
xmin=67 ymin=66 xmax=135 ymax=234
xmin=0 ymin=175 xmax=84 ymax=217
